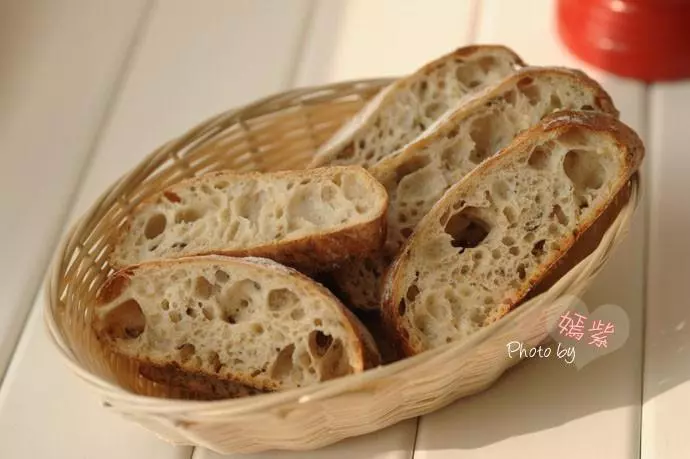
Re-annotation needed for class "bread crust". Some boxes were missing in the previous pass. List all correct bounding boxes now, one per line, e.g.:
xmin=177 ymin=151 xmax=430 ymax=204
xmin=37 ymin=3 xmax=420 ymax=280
xmin=109 ymin=167 xmax=388 ymax=273
xmin=93 ymin=256 xmax=381 ymax=396
xmin=381 ymin=111 xmax=644 ymax=356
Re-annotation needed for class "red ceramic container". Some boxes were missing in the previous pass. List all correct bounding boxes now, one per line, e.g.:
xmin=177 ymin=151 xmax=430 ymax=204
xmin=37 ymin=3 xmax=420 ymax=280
xmin=557 ymin=0 xmax=690 ymax=81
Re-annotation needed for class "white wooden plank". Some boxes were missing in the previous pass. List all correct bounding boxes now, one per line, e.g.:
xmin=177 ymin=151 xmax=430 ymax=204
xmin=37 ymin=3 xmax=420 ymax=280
xmin=641 ymin=82 xmax=690 ymax=459
xmin=0 ymin=0 xmax=312 ymax=458
xmin=194 ymin=419 xmax=418 ymax=459
xmin=0 ymin=0 xmax=149 ymax=378
xmin=415 ymin=1 xmax=647 ymax=458
xmin=70 ymin=0 xmax=313 ymax=216
xmin=295 ymin=0 xmax=476 ymax=86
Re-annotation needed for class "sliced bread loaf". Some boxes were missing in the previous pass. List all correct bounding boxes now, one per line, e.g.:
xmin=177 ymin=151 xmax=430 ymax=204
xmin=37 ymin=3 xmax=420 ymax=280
xmin=333 ymin=67 xmax=618 ymax=310
xmin=381 ymin=111 xmax=644 ymax=355
xmin=93 ymin=256 xmax=380 ymax=397
xmin=110 ymin=167 xmax=388 ymax=271
xmin=308 ymin=45 xmax=525 ymax=169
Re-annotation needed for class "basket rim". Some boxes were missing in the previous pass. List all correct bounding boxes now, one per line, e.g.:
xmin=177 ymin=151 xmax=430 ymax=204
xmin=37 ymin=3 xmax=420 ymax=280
xmin=43 ymin=174 xmax=640 ymax=416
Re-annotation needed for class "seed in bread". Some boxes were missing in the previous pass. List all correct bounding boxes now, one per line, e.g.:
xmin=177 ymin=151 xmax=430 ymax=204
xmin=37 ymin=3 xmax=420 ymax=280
xmin=93 ymin=256 xmax=381 ymax=396
xmin=110 ymin=167 xmax=388 ymax=271
xmin=381 ymin=111 xmax=644 ymax=355
xmin=309 ymin=45 xmax=525 ymax=169
xmin=333 ymin=66 xmax=619 ymax=311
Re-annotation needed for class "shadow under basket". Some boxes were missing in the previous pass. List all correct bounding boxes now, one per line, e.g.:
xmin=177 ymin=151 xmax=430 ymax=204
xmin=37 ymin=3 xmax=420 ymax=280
xmin=44 ymin=78 xmax=641 ymax=454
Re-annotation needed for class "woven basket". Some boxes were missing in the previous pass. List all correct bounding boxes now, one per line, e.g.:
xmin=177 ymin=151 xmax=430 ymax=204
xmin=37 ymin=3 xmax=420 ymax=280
xmin=44 ymin=78 xmax=640 ymax=454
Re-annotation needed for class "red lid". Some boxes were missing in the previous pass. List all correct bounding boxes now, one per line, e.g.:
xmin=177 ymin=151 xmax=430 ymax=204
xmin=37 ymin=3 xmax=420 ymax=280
xmin=557 ymin=0 xmax=690 ymax=81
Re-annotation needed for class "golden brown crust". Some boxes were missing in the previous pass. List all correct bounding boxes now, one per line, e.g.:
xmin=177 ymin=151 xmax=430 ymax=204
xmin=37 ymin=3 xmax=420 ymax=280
xmin=206 ymin=212 xmax=387 ymax=274
xmin=109 ymin=166 xmax=388 ymax=273
xmin=138 ymin=360 xmax=267 ymax=400
xmin=382 ymin=111 xmax=644 ymax=356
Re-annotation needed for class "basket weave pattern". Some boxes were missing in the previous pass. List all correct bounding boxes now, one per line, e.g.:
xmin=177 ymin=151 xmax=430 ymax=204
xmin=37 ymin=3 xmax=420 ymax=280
xmin=45 ymin=79 xmax=640 ymax=453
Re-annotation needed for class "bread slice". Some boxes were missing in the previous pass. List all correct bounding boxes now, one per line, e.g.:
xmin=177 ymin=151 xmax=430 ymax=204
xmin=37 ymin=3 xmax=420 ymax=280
xmin=333 ymin=67 xmax=619 ymax=310
xmin=93 ymin=255 xmax=381 ymax=397
xmin=381 ymin=111 xmax=644 ymax=356
xmin=308 ymin=45 xmax=525 ymax=169
xmin=110 ymin=167 xmax=388 ymax=272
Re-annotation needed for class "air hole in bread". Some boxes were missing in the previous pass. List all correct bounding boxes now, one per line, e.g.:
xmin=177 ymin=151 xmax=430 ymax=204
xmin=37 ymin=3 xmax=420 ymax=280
xmin=517 ymin=264 xmax=527 ymax=280
xmin=444 ymin=207 xmax=490 ymax=250
xmin=270 ymin=344 xmax=295 ymax=380
xmin=551 ymin=204 xmax=569 ymax=225
xmin=194 ymin=276 xmax=213 ymax=299
xmin=290 ymin=308 xmax=305 ymax=320
xmin=524 ymin=232 xmax=535 ymax=243
xmin=185 ymin=307 xmax=197 ymax=318
xmin=251 ymin=323 xmax=264 ymax=335
xmin=406 ymin=284 xmax=420 ymax=303
xmin=564 ymin=149 xmax=605 ymax=190
xmin=144 ymin=214 xmax=167 ymax=239
xmin=169 ymin=310 xmax=181 ymax=323
xmin=314 ymin=318 xmax=322 ymax=326
xmin=581 ymin=104 xmax=594 ymax=110
xmin=517 ymin=77 xmax=540 ymax=104
xmin=163 ymin=191 xmax=181 ymax=203
xmin=460 ymin=265 xmax=470 ymax=275
xmin=177 ymin=343 xmax=195 ymax=362
xmin=309 ymin=330 xmax=334 ymax=358
xmin=398 ymin=299 xmax=407 ymax=316
xmin=208 ymin=351 xmax=222 ymax=373
xmin=102 ymin=299 xmax=145 ymax=339
xmin=214 ymin=180 xmax=229 ymax=190
xmin=502 ymin=236 xmax=515 ymax=246
xmin=401 ymin=227 xmax=413 ymax=239
xmin=214 ymin=269 xmax=229 ymax=283
xmin=503 ymin=206 xmax=517 ymax=225
xmin=268 ymin=288 xmax=298 ymax=311
xmin=394 ymin=156 xmax=431 ymax=184
xmin=468 ymin=79 xmax=481 ymax=88
xmin=202 ymin=307 xmax=214 ymax=320
xmin=468 ymin=114 xmax=493 ymax=164
xmin=509 ymin=246 xmax=520 ymax=256
xmin=478 ymin=56 xmax=498 ymax=72
xmin=492 ymin=249 xmax=501 ymax=260
xmin=532 ymin=240 xmax=546 ymax=257
xmin=160 ymin=299 xmax=169 ymax=311
xmin=528 ymin=145 xmax=550 ymax=169
xmin=176 ymin=207 xmax=202 ymax=224
xmin=320 ymin=185 xmax=337 ymax=202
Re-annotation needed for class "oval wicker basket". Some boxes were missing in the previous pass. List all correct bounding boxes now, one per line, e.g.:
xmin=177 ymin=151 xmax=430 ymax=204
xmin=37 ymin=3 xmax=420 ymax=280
xmin=45 ymin=78 xmax=640 ymax=454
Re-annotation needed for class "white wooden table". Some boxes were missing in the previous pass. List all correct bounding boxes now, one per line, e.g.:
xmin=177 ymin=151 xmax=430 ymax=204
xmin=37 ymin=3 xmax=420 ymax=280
xmin=0 ymin=1 xmax=686 ymax=457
